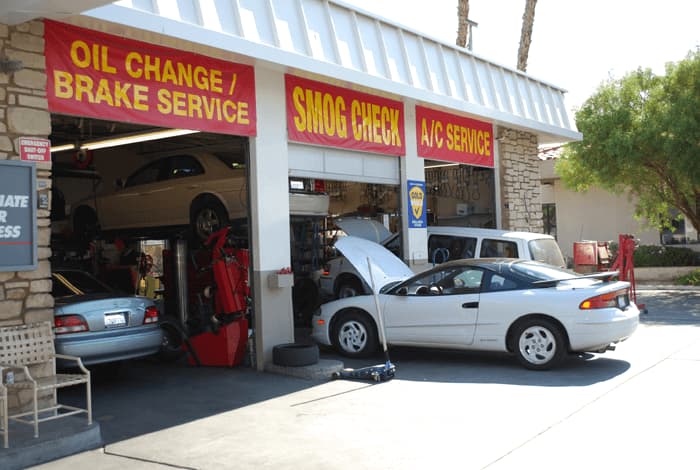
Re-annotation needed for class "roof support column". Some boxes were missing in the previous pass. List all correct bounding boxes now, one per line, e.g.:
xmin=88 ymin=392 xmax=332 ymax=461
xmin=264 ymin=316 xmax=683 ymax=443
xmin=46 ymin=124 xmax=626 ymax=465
xmin=249 ymin=68 xmax=294 ymax=370
xmin=400 ymin=101 xmax=429 ymax=271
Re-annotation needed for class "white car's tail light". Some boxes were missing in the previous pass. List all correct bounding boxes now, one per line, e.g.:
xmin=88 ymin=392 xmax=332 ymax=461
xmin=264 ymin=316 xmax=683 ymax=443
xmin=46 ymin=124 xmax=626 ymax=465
xmin=580 ymin=288 xmax=630 ymax=310
xmin=54 ymin=315 xmax=89 ymax=334
xmin=143 ymin=306 xmax=159 ymax=324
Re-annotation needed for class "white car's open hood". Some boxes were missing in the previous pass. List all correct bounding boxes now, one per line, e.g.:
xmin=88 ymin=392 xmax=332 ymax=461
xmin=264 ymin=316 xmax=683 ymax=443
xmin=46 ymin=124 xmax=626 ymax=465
xmin=334 ymin=236 xmax=414 ymax=293
xmin=334 ymin=217 xmax=393 ymax=244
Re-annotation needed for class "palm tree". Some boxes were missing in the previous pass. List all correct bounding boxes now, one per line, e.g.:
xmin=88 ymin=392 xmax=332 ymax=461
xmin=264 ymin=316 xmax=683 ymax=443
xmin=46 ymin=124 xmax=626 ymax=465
xmin=456 ymin=0 xmax=470 ymax=49
xmin=517 ymin=0 xmax=537 ymax=71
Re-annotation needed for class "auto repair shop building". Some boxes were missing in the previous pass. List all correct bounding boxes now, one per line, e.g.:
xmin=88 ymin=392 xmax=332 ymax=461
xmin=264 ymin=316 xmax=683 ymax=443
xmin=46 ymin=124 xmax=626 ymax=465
xmin=0 ymin=0 xmax=581 ymax=373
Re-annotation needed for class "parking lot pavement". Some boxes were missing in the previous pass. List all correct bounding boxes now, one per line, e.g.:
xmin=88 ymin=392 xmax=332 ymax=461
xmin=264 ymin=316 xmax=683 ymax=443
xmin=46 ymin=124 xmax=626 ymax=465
xmin=32 ymin=286 xmax=700 ymax=469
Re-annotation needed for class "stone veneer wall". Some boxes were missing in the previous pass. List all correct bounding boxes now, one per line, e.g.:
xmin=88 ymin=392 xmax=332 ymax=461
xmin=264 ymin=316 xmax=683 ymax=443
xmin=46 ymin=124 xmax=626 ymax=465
xmin=497 ymin=127 xmax=544 ymax=232
xmin=0 ymin=20 xmax=54 ymax=412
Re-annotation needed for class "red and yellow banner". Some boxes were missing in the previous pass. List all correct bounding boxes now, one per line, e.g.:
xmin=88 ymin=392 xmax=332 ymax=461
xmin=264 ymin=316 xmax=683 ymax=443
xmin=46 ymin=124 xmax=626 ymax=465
xmin=416 ymin=106 xmax=493 ymax=167
xmin=285 ymin=75 xmax=405 ymax=156
xmin=45 ymin=20 xmax=256 ymax=136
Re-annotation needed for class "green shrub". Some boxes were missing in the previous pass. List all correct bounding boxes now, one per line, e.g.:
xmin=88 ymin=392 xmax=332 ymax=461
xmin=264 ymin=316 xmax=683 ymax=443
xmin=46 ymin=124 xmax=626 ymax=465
xmin=677 ymin=269 xmax=700 ymax=286
xmin=634 ymin=245 xmax=700 ymax=267
xmin=608 ymin=243 xmax=700 ymax=267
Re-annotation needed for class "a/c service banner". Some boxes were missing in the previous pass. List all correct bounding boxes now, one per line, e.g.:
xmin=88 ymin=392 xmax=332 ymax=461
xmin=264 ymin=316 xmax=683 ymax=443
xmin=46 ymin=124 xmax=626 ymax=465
xmin=286 ymin=74 xmax=405 ymax=156
xmin=45 ymin=20 xmax=256 ymax=136
xmin=416 ymin=105 xmax=493 ymax=167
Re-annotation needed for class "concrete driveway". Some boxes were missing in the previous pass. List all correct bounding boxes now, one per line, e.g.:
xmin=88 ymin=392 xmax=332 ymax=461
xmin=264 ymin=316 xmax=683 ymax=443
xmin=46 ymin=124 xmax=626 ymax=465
xmin=30 ymin=287 xmax=700 ymax=470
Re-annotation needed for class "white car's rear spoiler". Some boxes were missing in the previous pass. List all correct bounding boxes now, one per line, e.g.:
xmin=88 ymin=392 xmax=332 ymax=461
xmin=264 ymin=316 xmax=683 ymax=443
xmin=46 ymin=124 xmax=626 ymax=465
xmin=532 ymin=271 xmax=620 ymax=288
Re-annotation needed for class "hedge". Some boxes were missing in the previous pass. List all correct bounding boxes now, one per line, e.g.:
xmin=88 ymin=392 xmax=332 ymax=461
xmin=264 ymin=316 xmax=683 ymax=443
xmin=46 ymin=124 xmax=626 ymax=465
xmin=608 ymin=244 xmax=700 ymax=267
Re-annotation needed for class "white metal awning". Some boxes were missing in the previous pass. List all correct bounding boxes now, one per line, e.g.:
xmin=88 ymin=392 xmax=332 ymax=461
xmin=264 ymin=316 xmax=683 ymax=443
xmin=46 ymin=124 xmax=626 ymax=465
xmin=25 ymin=0 xmax=581 ymax=144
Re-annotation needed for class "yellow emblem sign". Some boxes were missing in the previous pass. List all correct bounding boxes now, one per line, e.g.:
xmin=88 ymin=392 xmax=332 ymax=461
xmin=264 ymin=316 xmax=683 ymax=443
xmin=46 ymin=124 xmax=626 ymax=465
xmin=409 ymin=185 xmax=425 ymax=220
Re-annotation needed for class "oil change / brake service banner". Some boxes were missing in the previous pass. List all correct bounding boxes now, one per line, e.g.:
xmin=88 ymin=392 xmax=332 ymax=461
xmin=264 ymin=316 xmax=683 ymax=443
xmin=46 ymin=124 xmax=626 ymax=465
xmin=45 ymin=20 xmax=256 ymax=136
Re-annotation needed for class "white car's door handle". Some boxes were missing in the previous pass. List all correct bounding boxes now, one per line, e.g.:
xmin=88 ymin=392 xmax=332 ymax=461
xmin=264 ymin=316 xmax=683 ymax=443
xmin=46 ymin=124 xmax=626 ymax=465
xmin=462 ymin=302 xmax=479 ymax=308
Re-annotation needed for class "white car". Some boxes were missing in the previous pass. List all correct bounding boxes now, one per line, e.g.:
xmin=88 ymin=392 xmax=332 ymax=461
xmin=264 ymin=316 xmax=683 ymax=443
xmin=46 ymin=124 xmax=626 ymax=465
xmin=71 ymin=151 xmax=329 ymax=241
xmin=319 ymin=221 xmax=565 ymax=299
xmin=311 ymin=236 xmax=639 ymax=370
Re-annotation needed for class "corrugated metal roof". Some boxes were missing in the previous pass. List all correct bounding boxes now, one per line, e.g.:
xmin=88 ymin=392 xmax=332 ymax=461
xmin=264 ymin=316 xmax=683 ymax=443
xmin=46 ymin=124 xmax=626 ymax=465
xmin=84 ymin=0 xmax=581 ymax=143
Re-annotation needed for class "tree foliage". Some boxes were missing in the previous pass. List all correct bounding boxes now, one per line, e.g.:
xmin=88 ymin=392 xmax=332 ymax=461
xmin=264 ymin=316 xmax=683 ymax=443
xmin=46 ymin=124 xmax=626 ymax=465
xmin=557 ymin=50 xmax=700 ymax=232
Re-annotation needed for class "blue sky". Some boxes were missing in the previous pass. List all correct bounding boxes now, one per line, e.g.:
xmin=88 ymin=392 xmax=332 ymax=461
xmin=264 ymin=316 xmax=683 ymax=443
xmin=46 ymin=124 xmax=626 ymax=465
xmin=345 ymin=0 xmax=700 ymax=114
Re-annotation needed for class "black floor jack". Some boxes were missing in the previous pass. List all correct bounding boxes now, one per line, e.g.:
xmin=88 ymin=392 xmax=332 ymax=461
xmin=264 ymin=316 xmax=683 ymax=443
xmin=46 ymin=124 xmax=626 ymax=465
xmin=332 ymin=257 xmax=395 ymax=382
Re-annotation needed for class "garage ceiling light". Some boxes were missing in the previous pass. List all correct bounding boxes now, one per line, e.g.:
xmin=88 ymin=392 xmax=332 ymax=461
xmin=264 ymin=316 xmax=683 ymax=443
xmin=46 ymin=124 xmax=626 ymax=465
xmin=50 ymin=128 xmax=200 ymax=153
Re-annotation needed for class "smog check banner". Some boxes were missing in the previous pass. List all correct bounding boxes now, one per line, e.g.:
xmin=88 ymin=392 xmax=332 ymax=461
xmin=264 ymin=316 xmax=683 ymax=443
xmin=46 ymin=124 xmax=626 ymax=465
xmin=286 ymin=75 xmax=405 ymax=156
xmin=44 ymin=20 xmax=256 ymax=136
xmin=416 ymin=106 xmax=494 ymax=168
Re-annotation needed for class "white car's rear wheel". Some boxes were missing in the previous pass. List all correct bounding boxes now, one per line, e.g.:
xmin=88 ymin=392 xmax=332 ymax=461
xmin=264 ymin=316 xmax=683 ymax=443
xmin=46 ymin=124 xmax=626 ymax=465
xmin=333 ymin=311 xmax=377 ymax=358
xmin=514 ymin=318 xmax=566 ymax=370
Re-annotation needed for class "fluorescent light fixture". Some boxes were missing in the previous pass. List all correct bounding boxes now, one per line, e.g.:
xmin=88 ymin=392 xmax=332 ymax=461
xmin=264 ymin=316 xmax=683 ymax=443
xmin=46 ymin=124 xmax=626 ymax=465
xmin=424 ymin=162 xmax=460 ymax=169
xmin=50 ymin=143 xmax=77 ymax=153
xmin=50 ymin=128 xmax=200 ymax=153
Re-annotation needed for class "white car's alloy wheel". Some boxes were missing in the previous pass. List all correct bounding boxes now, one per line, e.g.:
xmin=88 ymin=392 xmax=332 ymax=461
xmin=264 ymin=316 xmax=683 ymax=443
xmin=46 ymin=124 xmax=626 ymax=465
xmin=518 ymin=325 xmax=557 ymax=366
xmin=338 ymin=319 xmax=368 ymax=354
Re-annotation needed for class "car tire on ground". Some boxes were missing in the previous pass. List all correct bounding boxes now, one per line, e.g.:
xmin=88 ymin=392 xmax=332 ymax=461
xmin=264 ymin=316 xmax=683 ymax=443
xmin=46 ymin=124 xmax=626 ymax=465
xmin=512 ymin=317 xmax=566 ymax=370
xmin=272 ymin=343 xmax=320 ymax=367
xmin=332 ymin=310 xmax=378 ymax=358
xmin=191 ymin=197 xmax=229 ymax=242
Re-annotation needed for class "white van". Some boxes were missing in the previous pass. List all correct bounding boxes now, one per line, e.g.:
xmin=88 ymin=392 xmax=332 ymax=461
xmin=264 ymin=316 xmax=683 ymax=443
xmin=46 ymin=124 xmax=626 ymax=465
xmin=427 ymin=226 xmax=566 ymax=268
xmin=320 ymin=221 xmax=565 ymax=299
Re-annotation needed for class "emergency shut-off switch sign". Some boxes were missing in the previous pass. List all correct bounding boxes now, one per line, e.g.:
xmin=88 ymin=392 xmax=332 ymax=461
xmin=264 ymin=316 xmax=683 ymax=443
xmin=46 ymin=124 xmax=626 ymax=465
xmin=0 ymin=160 xmax=37 ymax=271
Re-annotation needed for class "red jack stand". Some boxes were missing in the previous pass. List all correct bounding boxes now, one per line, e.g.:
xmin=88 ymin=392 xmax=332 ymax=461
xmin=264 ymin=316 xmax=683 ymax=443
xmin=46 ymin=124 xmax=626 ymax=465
xmin=610 ymin=234 xmax=646 ymax=313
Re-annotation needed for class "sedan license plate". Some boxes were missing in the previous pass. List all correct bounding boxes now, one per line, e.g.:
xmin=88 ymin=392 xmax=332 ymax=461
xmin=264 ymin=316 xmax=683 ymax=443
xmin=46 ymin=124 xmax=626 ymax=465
xmin=104 ymin=312 xmax=127 ymax=328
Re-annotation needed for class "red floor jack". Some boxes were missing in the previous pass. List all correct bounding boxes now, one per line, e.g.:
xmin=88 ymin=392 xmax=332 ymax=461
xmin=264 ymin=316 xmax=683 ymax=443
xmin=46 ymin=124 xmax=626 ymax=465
xmin=332 ymin=257 xmax=395 ymax=382
xmin=185 ymin=226 xmax=250 ymax=367
xmin=611 ymin=234 xmax=647 ymax=314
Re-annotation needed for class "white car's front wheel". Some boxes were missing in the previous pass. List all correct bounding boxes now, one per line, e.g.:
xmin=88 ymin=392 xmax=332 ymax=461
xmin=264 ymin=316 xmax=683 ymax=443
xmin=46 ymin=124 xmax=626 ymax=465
xmin=333 ymin=311 xmax=378 ymax=358
xmin=513 ymin=318 xmax=566 ymax=370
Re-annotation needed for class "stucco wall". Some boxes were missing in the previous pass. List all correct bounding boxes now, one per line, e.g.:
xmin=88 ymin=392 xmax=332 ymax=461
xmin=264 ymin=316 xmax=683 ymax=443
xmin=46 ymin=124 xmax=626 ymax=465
xmin=539 ymin=159 xmax=659 ymax=262
xmin=497 ymin=128 xmax=544 ymax=233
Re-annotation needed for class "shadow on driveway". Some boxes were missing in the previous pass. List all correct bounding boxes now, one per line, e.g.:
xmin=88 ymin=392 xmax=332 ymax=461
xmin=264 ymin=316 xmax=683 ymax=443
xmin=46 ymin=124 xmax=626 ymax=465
xmin=320 ymin=346 xmax=631 ymax=387
xmin=67 ymin=291 xmax=689 ymax=448
xmin=59 ymin=357 xmax=320 ymax=445
xmin=60 ymin=346 xmax=631 ymax=447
